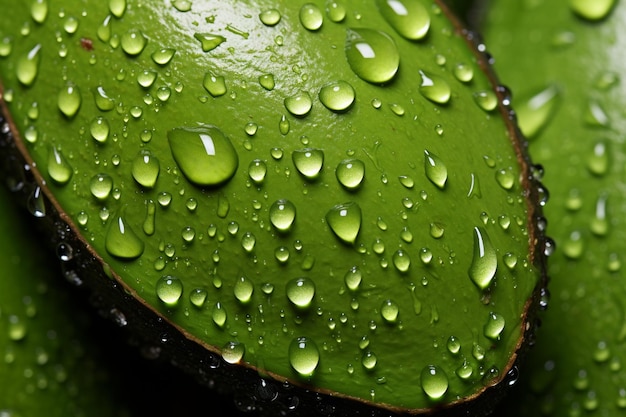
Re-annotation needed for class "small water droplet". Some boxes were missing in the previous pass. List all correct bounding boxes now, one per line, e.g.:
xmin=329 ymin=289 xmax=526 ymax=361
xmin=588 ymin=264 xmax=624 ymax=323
xmin=362 ymin=351 xmax=378 ymax=370
xmin=57 ymin=82 xmax=82 ymax=118
xmin=248 ymin=159 xmax=267 ymax=184
xmin=419 ymin=70 xmax=451 ymax=104
xmin=270 ymin=199 xmax=296 ymax=232
xmin=284 ymin=91 xmax=313 ymax=116
xmin=319 ymin=81 xmax=356 ymax=112
xmin=376 ymin=0 xmax=430 ymax=40
xmin=109 ymin=0 xmax=127 ymax=17
xmin=473 ymin=90 xmax=498 ymax=112
xmin=381 ymin=299 xmax=399 ymax=322
xmin=393 ymin=249 xmax=411 ymax=273
xmin=289 ymin=337 xmax=320 ymax=377
xmin=259 ymin=73 xmax=275 ymax=90
xmin=137 ymin=70 xmax=157 ymax=88
xmin=143 ymin=199 xmax=156 ymax=236
xmin=345 ymin=28 xmax=399 ymax=84
xmin=456 ymin=361 xmax=473 ymax=380
xmin=336 ymin=159 xmax=365 ymax=190
xmin=453 ymin=62 xmax=474 ymax=83
xmin=94 ymin=85 xmax=115 ymax=111
xmin=563 ymin=230 xmax=584 ymax=259
xmin=484 ymin=312 xmax=506 ymax=340
xmin=259 ymin=9 xmax=281 ymax=26
xmin=47 ymin=146 xmax=72 ymax=185
xmin=326 ymin=202 xmax=362 ymax=244
xmin=516 ymin=85 xmax=560 ymax=139
xmin=90 ymin=174 xmax=113 ymax=200
xmin=172 ymin=0 xmax=192 ymax=12
xmin=203 ymin=72 xmax=227 ymax=97
xmin=495 ymin=168 xmax=515 ymax=190
xmin=156 ymin=275 xmax=183 ymax=305
xmin=89 ymin=117 xmax=110 ymax=143
xmin=421 ymin=365 xmax=448 ymax=400
xmin=503 ymin=252 xmax=518 ymax=269
xmin=234 ymin=276 xmax=254 ymax=304
xmin=585 ymin=99 xmax=609 ymax=127
xmin=151 ymin=48 xmax=176 ymax=65
xmin=447 ymin=336 xmax=461 ymax=354
xmin=286 ymin=277 xmax=316 ymax=308
xmin=299 ymin=3 xmax=324 ymax=31
xmin=570 ymin=0 xmax=615 ymax=20
xmin=121 ymin=29 xmax=147 ymax=55
xmin=222 ymin=341 xmax=245 ymax=364
xmin=292 ymin=148 xmax=324 ymax=179
xmin=63 ymin=16 xmax=79 ymax=34
xmin=168 ymin=125 xmax=239 ymax=186
xmin=424 ymin=150 xmax=448 ymax=189
xmin=194 ymin=32 xmax=226 ymax=52
xmin=105 ymin=211 xmax=145 ymax=259
xmin=16 ymin=44 xmax=41 ymax=87
xmin=587 ymin=140 xmax=609 ymax=176
xmin=591 ymin=193 xmax=609 ymax=236
xmin=131 ymin=150 xmax=160 ymax=188
xmin=212 ymin=302 xmax=227 ymax=327
xmin=326 ymin=1 xmax=347 ymax=22
xmin=469 ymin=227 xmax=497 ymax=290
xmin=344 ymin=266 xmax=362 ymax=291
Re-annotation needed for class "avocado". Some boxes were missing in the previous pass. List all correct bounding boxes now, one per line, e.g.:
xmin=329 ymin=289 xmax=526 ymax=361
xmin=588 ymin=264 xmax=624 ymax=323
xmin=480 ymin=0 xmax=626 ymax=415
xmin=0 ymin=1 xmax=548 ymax=414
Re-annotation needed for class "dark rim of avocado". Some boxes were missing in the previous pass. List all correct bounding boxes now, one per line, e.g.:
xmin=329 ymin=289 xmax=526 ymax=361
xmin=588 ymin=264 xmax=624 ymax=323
xmin=0 ymin=1 xmax=550 ymax=415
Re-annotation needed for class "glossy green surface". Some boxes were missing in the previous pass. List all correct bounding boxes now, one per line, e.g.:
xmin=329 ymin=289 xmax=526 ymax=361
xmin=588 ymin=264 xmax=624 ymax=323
xmin=482 ymin=0 xmax=626 ymax=415
xmin=0 ymin=0 xmax=542 ymax=411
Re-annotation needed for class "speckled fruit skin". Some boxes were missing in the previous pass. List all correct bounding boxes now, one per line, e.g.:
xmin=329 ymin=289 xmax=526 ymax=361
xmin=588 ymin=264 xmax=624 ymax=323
xmin=0 ymin=1 xmax=548 ymax=415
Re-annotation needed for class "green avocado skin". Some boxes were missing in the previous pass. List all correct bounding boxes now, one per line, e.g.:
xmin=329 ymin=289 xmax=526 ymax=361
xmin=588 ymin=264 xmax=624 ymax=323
xmin=481 ymin=1 xmax=626 ymax=416
xmin=0 ymin=0 xmax=546 ymax=414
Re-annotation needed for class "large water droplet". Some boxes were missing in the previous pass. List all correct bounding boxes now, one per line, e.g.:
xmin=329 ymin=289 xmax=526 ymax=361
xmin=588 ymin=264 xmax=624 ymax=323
xmin=424 ymin=150 xmax=448 ymax=189
xmin=570 ymin=0 xmax=615 ymax=20
xmin=292 ymin=148 xmax=324 ymax=179
xmin=326 ymin=202 xmax=362 ymax=244
xmin=57 ymin=82 xmax=82 ymax=118
xmin=109 ymin=0 xmax=127 ymax=17
xmin=468 ymin=227 xmax=497 ymax=290
xmin=376 ymin=0 xmax=430 ymax=40
xmin=121 ymin=29 xmax=147 ymax=55
xmin=194 ymin=33 xmax=226 ymax=52
xmin=516 ymin=85 xmax=560 ymax=139
xmin=421 ymin=365 xmax=449 ymax=400
xmin=419 ymin=70 xmax=451 ymax=104
xmin=132 ymin=150 xmax=160 ymax=188
xmin=31 ymin=0 xmax=49 ymax=24
xmin=259 ymin=9 xmax=281 ymax=26
xmin=484 ymin=312 xmax=506 ymax=340
xmin=336 ymin=158 xmax=365 ymax=190
xmin=284 ymin=91 xmax=313 ymax=116
xmin=319 ymin=81 xmax=356 ymax=112
xmin=270 ymin=199 xmax=296 ymax=232
xmin=16 ymin=44 xmax=41 ymax=86
xmin=345 ymin=28 xmax=399 ymax=84
xmin=105 ymin=212 xmax=145 ymax=260
xmin=47 ymin=146 xmax=72 ymax=185
xmin=222 ymin=341 xmax=245 ymax=364
xmin=299 ymin=3 xmax=324 ymax=31
xmin=168 ymin=125 xmax=238 ymax=187
xmin=289 ymin=337 xmax=320 ymax=377
xmin=156 ymin=275 xmax=183 ymax=306
xmin=286 ymin=277 xmax=316 ymax=308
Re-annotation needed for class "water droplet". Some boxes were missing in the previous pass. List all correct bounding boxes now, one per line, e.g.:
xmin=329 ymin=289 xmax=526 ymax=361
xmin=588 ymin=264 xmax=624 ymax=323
xmin=469 ymin=227 xmax=497 ymax=290
xmin=585 ymin=99 xmax=609 ymax=127
xmin=419 ymin=70 xmax=451 ymax=104
xmin=259 ymin=9 xmax=281 ymax=26
xmin=420 ymin=247 xmax=433 ymax=264
xmin=299 ymin=3 xmax=324 ymax=31
xmin=447 ymin=336 xmax=461 ymax=354
xmin=591 ymin=193 xmax=609 ymax=236
xmin=156 ymin=275 xmax=183 ymax=305
xmin=109 ymin=0 xmax=127 ymax=17
xmin=57 ymin=82 xmax=82 ymax=118
xmin=137 ymin=70 xmax=157 ymax=88
xmin=8 ymin=315 xmax=27 ymax=341
xmin=278 ymin=115 xmax=290 ymax=135
xmin=362 ymin=351 xmax=377 ymax=370
xmin=292 ymin=148 xmax=324 ymax=179
xmin=344 ymin=266 xmax=362 ymax=291
xmin=31 ymin=0 xmax=49 ymax=24
xmin=259 ymin=73 xmax=275 ymax=90
xmin=47 ymin=146 xmax=72 ymax=185
xmin=142 ymin=199 xmax=156 ymax=236
xmin=233 ymin=276 xmax=254 ymax=304
xmin=248 ymin=159 xmax=267 ymax=184
xmin=326 ymin=202 xmax=362 ymax=244
xmin=289 ymin=337 xmax=320 ymax=377
xmin=105 ymin=211 xmax=145 ymax=259
xmin=286 ymin=277 xmax=316 ymax=308
xmin=16 ymin=44 xmax=41 ymax=87
xmin=89 ymin=117 xmax=110 ymax=143
xmin=172 ymin=0 xmax=192 ymax=12
xmin=90 ymin=174 xmax=113 ymax=200
xmin=194 ymin=32 xmax=226 ymax=52
xmin=244 ymin=122 xmax=258 ymax=136
xmin=563 ymin=230 xmax=584 ymax=259
xmin=151 ymin=48 xmax=175 ymax=65
xmin=336 ymin=159 xmax=365 ymax=190
xmin=484 ymin=312 xmax=506 ymax=340
xmin=222 ymin=341 xmax=245 ymax=364
xmin=421 ymin=365 xmax=449 ymax=400
xmin=319 ymin=81 xmax=356 ymax=112
xmin=168 ymin=125 xmax=238 ymax=187
xmin=392 ymin=249 xmax=411 ymax=273
xmin=203 ymin=72 xmax=227 ymax=97
xmin=424 ymin=150 xmax=448 ymax=189
xmin=269 ymin=199 xmax=296 ymax=232
xmin=130 ymin=150 xmax=160 ymax=189
xmin=516 ymin=85 xmax=560 ymax=139
xmin=212 ymin=302 xmax=227 ymax=327
xmin=326 ymin=1 xmax=347 ymax=22
xmin=587 ymin=140 xmax=609 ymax=176
xmin=121 ymin=29 xmax=147 ymax=55
xmin=473 ymin=90 xmax=498 ymax=112
xmin=570 ymin=0 xmax=615 ymax=21
xmin=381 ymin=299 xmax=399 ymax=323
xmin=345 ymin=28 xmax=399 ymax=84
xmin=453 ymin=62 xmax=474 ymax=83
xmin=284 ymin=91 xmax=313 ymax=116
xmin=189 ymin=288 xmax=208 ymax=308
xmin=503 ymin=252 xmax=518 ymax=269
xmin=376 ymin=0 xmax=430 ymax=40
xmin=63 ymin=16 xmax=79 ymax=34
xmin=495 ymin=168 xmax=515 ymax=190
xmin=0 ymin=37 xmax=12 ymax=57
xmin=93 ymin=85 xmax=115 ymax=111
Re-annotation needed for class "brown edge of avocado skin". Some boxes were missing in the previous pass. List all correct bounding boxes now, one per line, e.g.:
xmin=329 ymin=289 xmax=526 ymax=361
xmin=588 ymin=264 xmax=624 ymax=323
xmin=0 ymin=3 xmax=550 ymax=415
